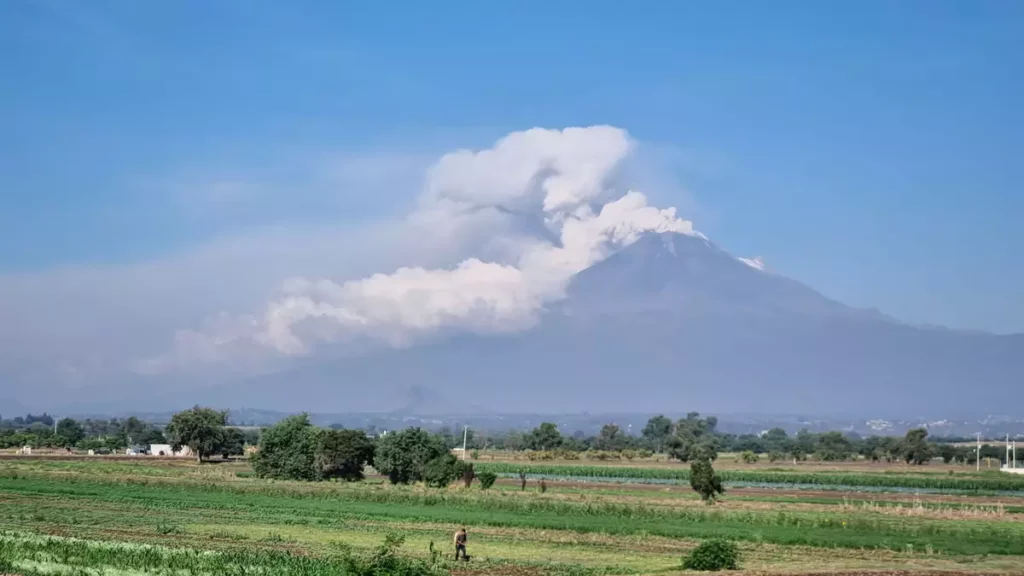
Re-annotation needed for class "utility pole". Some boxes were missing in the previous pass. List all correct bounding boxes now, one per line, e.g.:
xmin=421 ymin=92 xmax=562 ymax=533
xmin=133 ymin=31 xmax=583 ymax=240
xmin=462 ymin=426 xmax=468 ymax=461
xmin=976 ymin=433 xmax=981 ymax=472
xmin=1007 ymin=434 xmax=1011 ymax=470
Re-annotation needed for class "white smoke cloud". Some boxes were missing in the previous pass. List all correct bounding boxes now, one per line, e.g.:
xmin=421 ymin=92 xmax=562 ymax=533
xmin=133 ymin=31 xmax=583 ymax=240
xmin=152 ymin=126 xmax=701 ymax=369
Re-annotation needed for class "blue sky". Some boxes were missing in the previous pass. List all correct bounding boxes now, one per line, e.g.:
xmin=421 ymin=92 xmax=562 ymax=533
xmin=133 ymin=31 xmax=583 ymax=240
xmin=2 ymin=0 xmax=1022 ymax=336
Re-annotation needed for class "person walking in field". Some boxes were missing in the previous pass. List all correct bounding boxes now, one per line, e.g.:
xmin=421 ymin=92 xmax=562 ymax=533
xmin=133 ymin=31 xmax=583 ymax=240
xmin=453 ymin=528 xmax=468 ymax=560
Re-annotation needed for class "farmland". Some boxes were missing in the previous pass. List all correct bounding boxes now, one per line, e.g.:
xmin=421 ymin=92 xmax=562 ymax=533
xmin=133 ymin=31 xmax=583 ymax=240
xmin=1 ymin=456 xmax=1024 ymax=575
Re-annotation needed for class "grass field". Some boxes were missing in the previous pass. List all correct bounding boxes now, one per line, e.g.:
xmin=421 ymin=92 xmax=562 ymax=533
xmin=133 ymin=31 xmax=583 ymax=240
xmin=1 ymin=456 xmax=1023 ymax=575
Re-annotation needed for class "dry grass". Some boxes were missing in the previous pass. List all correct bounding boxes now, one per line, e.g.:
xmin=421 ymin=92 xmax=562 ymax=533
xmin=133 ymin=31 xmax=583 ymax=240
xmin=839 ymin=496 xmax=1012 ymax=520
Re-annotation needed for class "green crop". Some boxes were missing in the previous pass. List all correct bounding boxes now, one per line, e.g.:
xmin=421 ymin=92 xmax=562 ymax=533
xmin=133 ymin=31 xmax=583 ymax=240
xmin=473 ymin=463 xmax=1024 ymax=492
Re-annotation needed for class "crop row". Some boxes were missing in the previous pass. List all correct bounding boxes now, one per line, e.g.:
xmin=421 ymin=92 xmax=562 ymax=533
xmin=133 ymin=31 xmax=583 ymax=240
xmin=4 ymin=475 xmax=1024 ymax=557
xmin=473 ymin=463 xmax=1024 ymax=492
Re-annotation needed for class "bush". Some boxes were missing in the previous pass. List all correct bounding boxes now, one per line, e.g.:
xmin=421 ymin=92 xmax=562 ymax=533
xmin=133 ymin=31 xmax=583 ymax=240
xmin=682 ymin=539 xmax=739 ymax=571
xmin=740 ymin=450 xmax=758 ymax=464
xmin=477 ymin=471 xmax=497 ymax=490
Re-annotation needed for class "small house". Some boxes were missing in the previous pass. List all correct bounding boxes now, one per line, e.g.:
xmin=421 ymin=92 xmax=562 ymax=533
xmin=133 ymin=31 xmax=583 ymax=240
xmin=148 ymin=444 xmax=192 ymax=457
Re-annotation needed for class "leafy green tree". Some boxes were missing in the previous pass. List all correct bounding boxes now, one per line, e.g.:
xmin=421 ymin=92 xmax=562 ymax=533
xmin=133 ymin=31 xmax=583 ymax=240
xmin=251 ymin=414 xmax=319 ymax=480
xmin=242 ymin=429 xmax=261 ymax=446
xmin=690 ymin=458 xmax=724 ymax=503
xmin=55 ymin=418 xmax=84 ymax=448
xmin=642 ymin=415 xmax=673 ymax=453
xmin=374 ymin=427 xmax=448 ymax=485
xmin=667 ymin=413 xmax=718 ymax=462
xmin=123 ymin=417 xmax=146 ymax=443
xmin=740 ymin=450 xmax=758 ymax=464
xmin=761 ymin=427 xmax=788 ymax=446
xmin=315 ymin=428 xmax=375 ymax=481
xmin=815 ymin=431 xmax=853 ymax=461
xmin=528 ymin=422 xmax=563 ymax=451
xmin=937 ymin=443 xmax=959 ymax=464
xmin=215 ymin=427 xmax=246 ymax=459
xmin=903 ymin=428 xmax=933 ymax=465
xmin=139 ymin=428 xmax=166 ymax=445
xmin=421 ymin=453 xmax=466 ymax=488
xmin=596 ymin=423 xmax=626 ymax=451
xmin=165 ymin=406 xmax=227 ymax=462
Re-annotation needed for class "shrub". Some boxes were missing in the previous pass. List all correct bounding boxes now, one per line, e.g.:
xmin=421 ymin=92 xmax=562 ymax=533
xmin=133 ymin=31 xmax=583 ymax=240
xmin=477 ymin=471 xmax=497 ymax=490
xmin=767 ymin=451 xmax=784 ymax=463
xmin=470 ymin=450 xmax=480 ymax=460
xmin=682 ymin=539 xmax=739 ymax=571
xmin=740 ymin=451 xmax=758 ymax=464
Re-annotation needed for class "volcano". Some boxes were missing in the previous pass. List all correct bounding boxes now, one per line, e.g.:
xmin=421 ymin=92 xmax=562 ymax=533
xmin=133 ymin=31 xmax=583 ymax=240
xmin=195 ymin=232 xmax=1022 ymax=416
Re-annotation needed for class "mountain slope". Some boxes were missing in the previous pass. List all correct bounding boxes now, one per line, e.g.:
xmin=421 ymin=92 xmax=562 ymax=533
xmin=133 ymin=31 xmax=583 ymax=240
xmin=191 ymin=232 xmax=1022 ymax=416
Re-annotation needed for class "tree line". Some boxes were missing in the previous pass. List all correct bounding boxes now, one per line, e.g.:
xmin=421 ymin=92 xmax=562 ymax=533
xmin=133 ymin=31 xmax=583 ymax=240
xmin=0 ymin=409 xmax=258 ymax=457
xmin=6 ymin=408 xmax=1018 ymax=468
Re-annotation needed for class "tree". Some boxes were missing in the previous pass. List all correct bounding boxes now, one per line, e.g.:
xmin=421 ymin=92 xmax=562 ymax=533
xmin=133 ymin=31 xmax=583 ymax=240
xmin=596 ymin=423 xmax=626 ymax=451
xmin=215 ymin=427 xmax=246 ymax=459
xmin=903 ymin=428 xmax=933 ymax=465
xmin=123 ymin=417 xmax=146 ymax=443
xmin=139 ymin=428 xmax=166 ymax=445
xmin=374 ymin=427 xmax=448 ymax=485
xmin=937 ymin=443 xmax=959 ymax=464
xmin=667 ymin=413 xmax=719 ymax=462
xmin=690 ymin=458 xmax=724 ymax=503
xmin=242 ymin=429 xmax=261 ymax=446
xmin=315 ymin=428 xmax=375 ymax=481
xmin=528 ymin=423 xmax=563 ymax=451
xmin=251 ymin=414 xmax=319 ymax=481
xmin=740 ymin=450 xmax=758 ymax=464
xmin=422 ymin=454 xmax=466 ymax=488
xmin=55 ymin=418 xmax=84 ymax=448
xmin=642 ymin=415 xmax=673 ymax=453
xmin=165 ymin=406 xmax=227 ymax=462
xmin=815 ymin=431 xmax=853 ymax=461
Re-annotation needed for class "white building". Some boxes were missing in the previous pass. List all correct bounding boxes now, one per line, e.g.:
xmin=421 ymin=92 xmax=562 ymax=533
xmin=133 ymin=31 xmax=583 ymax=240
xmin=148 ymin=444 xmax=193 ymax=457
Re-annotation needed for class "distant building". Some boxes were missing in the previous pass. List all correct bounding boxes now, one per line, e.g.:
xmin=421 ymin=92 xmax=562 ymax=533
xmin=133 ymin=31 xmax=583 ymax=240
xmin=148 ymin=444 xmax=192 ymax=457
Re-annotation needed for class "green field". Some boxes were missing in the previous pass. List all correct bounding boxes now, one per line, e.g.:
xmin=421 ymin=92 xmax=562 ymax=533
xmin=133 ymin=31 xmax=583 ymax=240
xmin=1 ymin=457 xmax=1023 ymax=575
